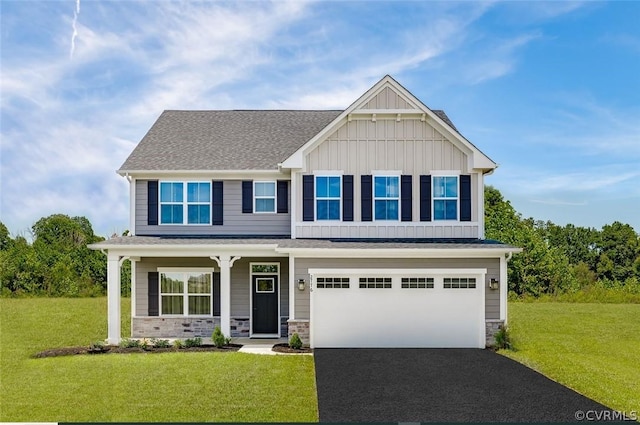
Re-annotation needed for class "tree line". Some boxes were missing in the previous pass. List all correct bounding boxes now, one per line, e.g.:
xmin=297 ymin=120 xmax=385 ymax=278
xmin=1 ymin=187 xmax=639 ymax=298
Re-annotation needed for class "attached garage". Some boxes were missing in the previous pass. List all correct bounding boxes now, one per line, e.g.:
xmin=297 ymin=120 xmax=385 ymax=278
xmin=309 ymin=268 xmax=486 ymax=348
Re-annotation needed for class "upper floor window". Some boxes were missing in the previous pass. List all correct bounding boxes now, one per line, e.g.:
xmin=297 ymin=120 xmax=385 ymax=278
xmin=433 ymin=176 xmax=458 ymax=220
xmin=316 ymin=176 xmax=341 ymax=220
xmin=374 ymin=176 xmax=399 ymax=220
xmin=254 ymin=181 xmax=276 ymax=213
xmin=160 ymin=181 xmax=211 ymax=225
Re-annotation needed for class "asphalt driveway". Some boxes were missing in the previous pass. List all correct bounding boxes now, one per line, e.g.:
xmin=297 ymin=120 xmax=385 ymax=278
xmin=314 ymin=348 xmax=617 ymax=422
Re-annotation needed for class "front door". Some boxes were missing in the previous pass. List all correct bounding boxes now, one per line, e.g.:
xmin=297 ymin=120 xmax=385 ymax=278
xmin=251 ymin=275 xmax=279 ymax=334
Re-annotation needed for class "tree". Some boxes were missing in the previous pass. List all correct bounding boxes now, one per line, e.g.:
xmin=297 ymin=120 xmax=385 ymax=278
xmin=0 ymin=222 xmax=12 ymax=251
xmin=484 ymin=186 xmax=575 ymax=296
xmin=597 ymin=221 xmax=639 ymax=282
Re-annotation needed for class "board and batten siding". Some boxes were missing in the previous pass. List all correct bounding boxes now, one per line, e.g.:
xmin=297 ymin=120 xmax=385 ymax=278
xmin=135 ymin=180 xmax=291 ymax=236
xmin=360 ymin=86 xmax=416 ymax=110
xmin=293 ymin=257 xmax=500 ymax=320
xmin=135 ymin=257 xmax=289 ymax=318
xmin=295 ymin=117 xmax=480 ymax=239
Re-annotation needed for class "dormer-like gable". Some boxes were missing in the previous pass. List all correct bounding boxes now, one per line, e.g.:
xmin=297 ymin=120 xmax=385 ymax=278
xmin=281 ymin=75 xmax=496 ymax=173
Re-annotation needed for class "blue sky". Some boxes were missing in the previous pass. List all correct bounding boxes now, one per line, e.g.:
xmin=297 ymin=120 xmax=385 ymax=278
xmin=1 ymin=1 xmax=639 ymax=237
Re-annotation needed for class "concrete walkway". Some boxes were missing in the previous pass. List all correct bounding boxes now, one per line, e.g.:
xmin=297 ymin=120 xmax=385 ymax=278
xmin=233 ymin=337 xmax=288 ymax=355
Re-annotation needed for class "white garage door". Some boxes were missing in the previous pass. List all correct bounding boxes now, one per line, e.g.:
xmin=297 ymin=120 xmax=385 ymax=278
xmin=310 ymin=268 xmax=486 ymax=348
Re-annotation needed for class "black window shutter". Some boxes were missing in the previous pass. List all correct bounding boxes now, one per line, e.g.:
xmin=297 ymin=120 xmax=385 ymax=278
xmin=277 ymin=180 xmax=288 ymax=214
xmin=212 ymin=181 xmax=224 ymax=225
xmin=361 ymin=175 xmax=373 ymax=221
xmin=213 ymin=272 xmax=221 ymax=316
xmin=460 ymin=175 xmax=472 ymax=222
xmin=420 ymin=175 xmax=432 ymax=222
xmin=342 ymin=175 xmax=354 ymax=221
xmin=401 ymin=175 xmax=413 ymax=222
xmin=147 ymin=180 xmax=158 ymax=225
xmin=148 ymin=272 xmax=159 ymax=317
xmin=302 ymin=175 xmax=314 ymax=221
xmin=242 ymin=181 xmax=253 ymax=213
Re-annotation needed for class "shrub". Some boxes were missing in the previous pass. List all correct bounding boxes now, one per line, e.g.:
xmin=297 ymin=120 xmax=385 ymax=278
xmin=212 ymin=326 xmax=226 ymax=348
xmin=151 ymin=338 xmax=171 ymax=348
xmin=289 ymin=333 xmax=303 ymax=350
xmin=184 ymin=337 xmax=202 ymax=348
xmin=173 ymin=339 xmax=183 ymax=349
xmin=139 ymin=338 xmax=151 ymax=350
xmin=494 ymin=325 xmax=512 ymax=350
xmin=119 ymin=338 xmax=140 ymax=348
xmin=88 ymin=341 xmax=107 ymax=353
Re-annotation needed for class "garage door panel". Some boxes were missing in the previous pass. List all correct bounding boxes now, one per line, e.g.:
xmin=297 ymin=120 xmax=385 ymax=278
xmin=311 ymin=273 xmax=484 ymax=348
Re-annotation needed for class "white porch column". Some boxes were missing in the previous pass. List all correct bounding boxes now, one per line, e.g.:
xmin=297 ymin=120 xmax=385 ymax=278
xmin=500 ymin=254 xmax=508 ymax=322
xmin=289 ymin=254 xmax=295 ymax=320
xmin=107 ymin=253 xmax=121 ymax=344
xmin=219 ymin=255 xmax=232 ymax=336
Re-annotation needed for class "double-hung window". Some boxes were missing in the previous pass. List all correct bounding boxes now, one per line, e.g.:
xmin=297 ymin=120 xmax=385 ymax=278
xmin=374 ymin=176 xmax=399 ymax=220
xmin=316 ymin=176 xmax=341 ymax=220
xmin=160 ymin=271 xmax=212 ymax=316
xmin=433 ymin=176 xmax=458 ymax=220
xmin=254 ymin=181 xmax=276 ymax=213
xmin=160 ymin=182 xmax=211 ymax=224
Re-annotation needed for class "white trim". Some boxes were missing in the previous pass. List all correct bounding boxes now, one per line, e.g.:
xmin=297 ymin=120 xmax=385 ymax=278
xmin=158 ymin=180 xmax=212 ymax=225
xmin=290 ymin=171 xmax=297 ymax=238
xmin=432 ymin=175 xmax=460 ymax=222
xmin=253 ymin=181 xmax=277 ymax=214
xmin=371 ymin=169 xmax=402 ymax=176
xmin=130 ymin=258 xmax=138 ymax=332
xmin=118 ymin=170 xmax=290 ymax=179
xmin=106 ymin=253 xmax=121 ymax=344
xmin=249 ymin=262 xmax=281 ymax=337
xmin=281 ymin=248 xmax=516 ymax=258
xmin=157 ymin=267 xmax=216 ymax=273
xmin=313 ymin=170 xmax=344 ymax=175
xmin=288 ymin=254 xmax=295 ymax=320
xmin=373 ymin=175 xmax=400 ymax=222
xmin=500 ymin=254 xmax=508 ymax=322
xmin=477 ymin=173 xmax=485 ymax=239
xmin=129 ymin=177 xmax=136 ymax=235
xmin=430 ymin=170 xmax=462 ymax=176
xmin=314 ymin=175 xmax=342 ymax=222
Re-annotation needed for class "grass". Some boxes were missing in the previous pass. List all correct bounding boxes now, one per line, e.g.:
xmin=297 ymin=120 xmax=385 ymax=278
xmin=0 ymin=298 xmax=318 ymax=422
xmin=501 ymin=302 xmax=640 ymax=416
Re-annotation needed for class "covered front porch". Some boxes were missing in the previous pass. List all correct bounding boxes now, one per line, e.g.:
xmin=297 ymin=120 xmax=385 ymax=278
xmin=93 ymin=237 xmax=301 ymax=344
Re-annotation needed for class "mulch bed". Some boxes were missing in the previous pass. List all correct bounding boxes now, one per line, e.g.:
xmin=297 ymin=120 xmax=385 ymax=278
xmin=271 ymin=343 xmax=312 ymax=354
xmin=33 ymin=344 xmax=243 ymax=358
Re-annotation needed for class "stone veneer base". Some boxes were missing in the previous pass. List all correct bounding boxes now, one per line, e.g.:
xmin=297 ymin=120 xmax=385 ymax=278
xmin=287 ymin=319 xmax=310 ymax=347
xmin=485 ymin=319 xmax=505 ymax=347
xmin=133 ymin=316 xmax=289 ymax=338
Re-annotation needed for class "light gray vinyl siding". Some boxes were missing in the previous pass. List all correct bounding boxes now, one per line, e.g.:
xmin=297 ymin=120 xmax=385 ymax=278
xmin=135 ymin=257 xmax=289 ymax=318
xmin=135 ymin=180 xmax=290 ymax=236
xmin=294 ymin=257 xmax=499 ymax=320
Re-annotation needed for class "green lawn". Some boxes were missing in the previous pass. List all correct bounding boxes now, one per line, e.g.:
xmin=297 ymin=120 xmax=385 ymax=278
xmin=501 ymin=303 xmax=640 ymax=416
xmin=0 ymin=298 xmax=318 ymax=422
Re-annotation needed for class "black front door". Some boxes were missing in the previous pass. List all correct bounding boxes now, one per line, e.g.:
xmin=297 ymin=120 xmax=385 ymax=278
xmin=252 ymin=274 xmax=278 ymax=334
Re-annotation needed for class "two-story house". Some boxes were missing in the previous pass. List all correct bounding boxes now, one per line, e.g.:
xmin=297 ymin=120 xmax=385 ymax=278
xmin=91 ymin=75 xmax=520 ymax=348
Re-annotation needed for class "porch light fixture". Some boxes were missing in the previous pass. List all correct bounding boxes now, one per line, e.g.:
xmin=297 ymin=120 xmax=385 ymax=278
xmin=297 ymin=279 xmax=306 ymax=291
xmin=488 ymin=278 xmax=499 ymax=290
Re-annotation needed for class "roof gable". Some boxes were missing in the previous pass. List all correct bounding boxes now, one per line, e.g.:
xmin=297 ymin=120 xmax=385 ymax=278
xmin=281 ymin=75 xmax=496 ymax=172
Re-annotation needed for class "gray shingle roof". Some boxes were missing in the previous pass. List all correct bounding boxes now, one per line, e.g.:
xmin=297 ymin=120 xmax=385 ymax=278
xmin=90 ymin=236 xmax=519 ymax=251
xmin=119 ymin=110 xmax=342 ymax=171
xmin=119 ymin=109 xmax=458 ymax=172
